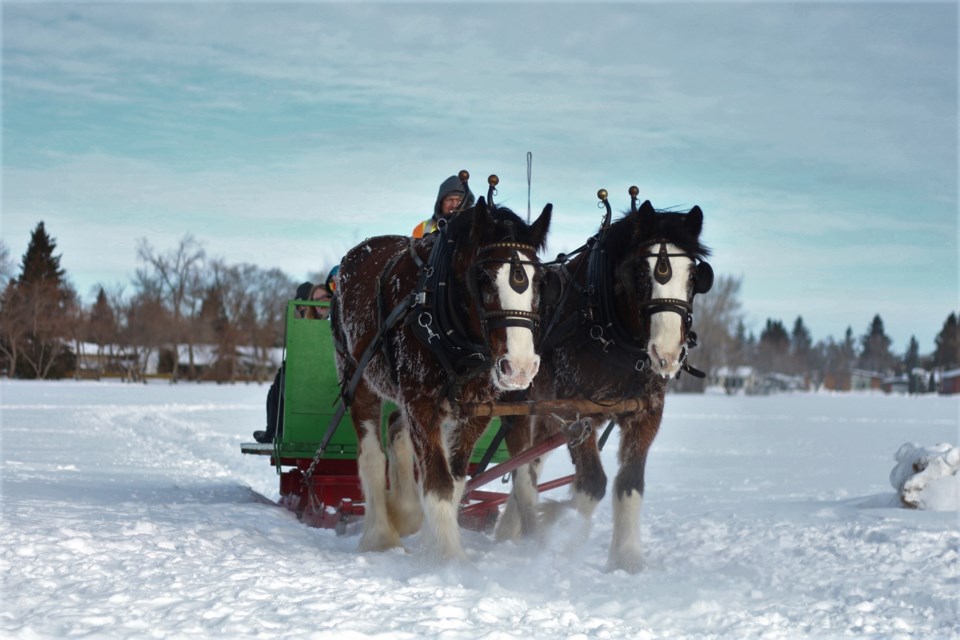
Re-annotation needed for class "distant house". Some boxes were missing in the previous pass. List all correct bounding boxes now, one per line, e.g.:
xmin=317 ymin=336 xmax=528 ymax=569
xmin=166 ymin=344 xmax=282 ymax=381
xmin=850 ymin=369 xmax=884 ymax=391
xmin=753 ymin=372 xmax=806 ymax=395
xmin=711 ymin=367 xmax=809 ymax=395
xmin=74 ymin=342 xmax=140 ymax=378
xmin=881 ymin=375 xmax=909 ymax=394
xmin=822 ymin=372 xmax=851 ymax=392
xmin=940 ymin=368 xmax=960 ymax=395
xmin=711 ymin=366 xmax=756 ymax=395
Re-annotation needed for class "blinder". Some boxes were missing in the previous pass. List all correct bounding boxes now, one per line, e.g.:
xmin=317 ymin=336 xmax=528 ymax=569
xmin=540 ymin=268 xmax=563 ymax=307
xmin=693 ymin=259 xmax=713 ymax=295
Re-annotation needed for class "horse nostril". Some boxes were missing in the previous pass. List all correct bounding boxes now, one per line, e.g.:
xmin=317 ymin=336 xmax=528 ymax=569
xmin=499 ymin=358 xmax=512 ymax=377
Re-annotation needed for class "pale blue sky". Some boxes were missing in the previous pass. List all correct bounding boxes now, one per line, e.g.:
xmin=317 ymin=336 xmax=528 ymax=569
xmin=2 ymin=1 xmax=957 ymax=352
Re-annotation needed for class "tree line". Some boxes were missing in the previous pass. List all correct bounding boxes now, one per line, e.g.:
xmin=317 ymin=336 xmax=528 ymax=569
xmin=2 ymin=221 xmax=959 ymax=390
xmin=0 ymin=222 xmax=323 ymax=382
xmin=680 ymin=275 xmax=960 ymax=393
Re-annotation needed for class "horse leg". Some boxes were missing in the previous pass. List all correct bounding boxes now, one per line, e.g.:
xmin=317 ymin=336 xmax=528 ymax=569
xmin=565 ymin=417 xmax=606 ymax=521
xmin=386 ymin=410 xmax=423 ymax=537
xmin=495 ymin=415 xmax=544 ymax=542
xmin=407 ymin=402 xmax=466 ymax=562
xmin=351 ymin=381 xmax=401 ymax=552
xmin=446 ymin=415 xmax=502 ymax=531
xmin=608 ymin=403 xmax=664 ymax=573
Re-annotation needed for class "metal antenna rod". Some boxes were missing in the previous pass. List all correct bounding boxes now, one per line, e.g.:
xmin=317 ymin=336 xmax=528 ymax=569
xmin=526 ymin=151 xmax=533 ymax=223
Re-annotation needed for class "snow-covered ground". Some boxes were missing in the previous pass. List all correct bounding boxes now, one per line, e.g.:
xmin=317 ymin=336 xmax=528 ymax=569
xmin=2 ymin=380 xmax=958 ymax=639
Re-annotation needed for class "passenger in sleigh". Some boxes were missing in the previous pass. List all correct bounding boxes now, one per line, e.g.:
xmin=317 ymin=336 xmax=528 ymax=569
xmin=411 ymin=174 xmax=475 ymax=238
xmin=252 ymin=268 xmax=339 ymax=444
xmin=304 ymin=282 xmax=331 ymax=320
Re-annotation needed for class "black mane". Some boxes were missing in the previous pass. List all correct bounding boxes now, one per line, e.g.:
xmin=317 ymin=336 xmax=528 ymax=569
xmin=446 ymin=201 xmax=550 ymax=251
xmin=602 ymin=206 xmax=711 ymax=262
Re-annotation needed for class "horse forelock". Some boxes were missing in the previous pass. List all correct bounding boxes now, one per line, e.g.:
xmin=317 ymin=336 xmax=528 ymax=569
xmin=447 ymin=204 xmax=547 ymax=252
xmin=606 ymin=208 xmax=711 ymax=262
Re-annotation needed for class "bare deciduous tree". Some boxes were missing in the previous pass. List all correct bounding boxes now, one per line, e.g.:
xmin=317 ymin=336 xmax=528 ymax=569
xmin=675 ymin=274 xmax=744 ymax=391
xmin=0 ymin=240 xmax=13 ymax=285
xmin=120 ymin=292 xmax=170 ymax=382
xmin=136 ymin=235 xmax=205 ymax=381
xmin=0 ymin=281 xmax=28 ymax=377
xmin=17 ymin=280 xmax=77 ymax=379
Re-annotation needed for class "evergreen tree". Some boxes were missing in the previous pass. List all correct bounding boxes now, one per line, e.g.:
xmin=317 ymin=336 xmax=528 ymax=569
xmin=790 ymin=316 xmax=813 ymax=375
xmin=8 ymin=222 xmax=75 ymax=378
xmin=86 ymin=288 xmax=117 ymax=375
xmin=842 ymin=326 xmax=857 ymax=364
xmin=904 ymin=335 xmax=921 ymax=393
xmin=758 ymin=318 xmax=790 ymax=373
xmin=821 ymin=326 xmax=857 ymax=390
xmin=933 ymin=312 xmax=960 ymax=369
xmin=858 ymin=314 xmax=895 ymax=373
xmin=904 ymin=335 xmax=920 ymax=370
xmin=18 ymin=222 xmax=66 ymax=287
xmin=731 ymin=320 xmax=753 ymax=366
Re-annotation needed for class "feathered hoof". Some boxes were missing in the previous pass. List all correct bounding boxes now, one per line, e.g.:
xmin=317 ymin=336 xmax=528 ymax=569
xmin=388 ymin=503 xmax=424 ymax=538
xmin=606 ymin=546 xmax=645 ymax=574
xmin=537 ymin=498 xmax=572 ymax=527
xmin=493 ymin=515 xmax=521 ymax=543
xmin=358 ymin=528 xmax=402 ymax=553
xmin=493 ymin=495 xmax=522 ymax=542
xmin=416 ymin=536 xmax=468 ymax=564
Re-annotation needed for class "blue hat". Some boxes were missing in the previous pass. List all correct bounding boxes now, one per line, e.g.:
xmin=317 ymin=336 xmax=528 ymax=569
xmin=325 ymin=265 xmax=340 ymax=296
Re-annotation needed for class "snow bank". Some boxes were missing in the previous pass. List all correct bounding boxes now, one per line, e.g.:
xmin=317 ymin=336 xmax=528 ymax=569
xmin=890 ymin=442 xmax=960 ymax=510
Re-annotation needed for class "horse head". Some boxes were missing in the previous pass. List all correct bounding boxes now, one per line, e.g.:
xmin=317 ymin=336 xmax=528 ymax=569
xmin=628 ymin=200 xmax=712 ymax=378
xmin=601 ymin=201 xmax=713 ymax=378
xmin=448 ymin=197 xmax=552 ymax=390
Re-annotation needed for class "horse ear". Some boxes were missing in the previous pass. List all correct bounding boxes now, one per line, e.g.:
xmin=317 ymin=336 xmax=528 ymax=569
xmin=530 ymin=203 xmax=552 ymax=251
xmin=471 ymin=196 xmax=492 ymax=243
xmin=636 ymin=199 xmax=656 ymax=238
xmin=686 ymin=205 xmax=704 ymax=237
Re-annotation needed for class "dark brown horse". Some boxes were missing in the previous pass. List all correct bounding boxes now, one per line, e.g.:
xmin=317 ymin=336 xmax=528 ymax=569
xmin=495 ymin=197 xmax=712 ymax=573
xmin=333 ymin=197 xmax=552 ymax=560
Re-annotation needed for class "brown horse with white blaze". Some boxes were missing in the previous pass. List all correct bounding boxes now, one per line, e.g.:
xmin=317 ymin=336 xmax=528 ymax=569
xmin=495 ymin=197 xmax=713 ymax=573
xmin=333 ymin=197 xmax=552 ymax=561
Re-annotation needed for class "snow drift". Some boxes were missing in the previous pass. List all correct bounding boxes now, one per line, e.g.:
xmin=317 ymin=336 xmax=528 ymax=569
xmin=890 ymin=442 xmax=960 ymax=511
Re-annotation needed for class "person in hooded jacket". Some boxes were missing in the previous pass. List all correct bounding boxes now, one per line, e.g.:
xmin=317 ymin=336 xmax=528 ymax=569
xmin=252 ymin=281 xmax=313 ymax=444
xmin=411 ymin=175 xmax=476 ymax=238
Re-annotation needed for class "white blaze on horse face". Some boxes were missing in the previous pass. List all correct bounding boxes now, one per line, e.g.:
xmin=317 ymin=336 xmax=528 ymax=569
xmin=646 ymin=244 xmax=694 ymax=378
xmin=491 ymin=260 xmax=539 ymax=390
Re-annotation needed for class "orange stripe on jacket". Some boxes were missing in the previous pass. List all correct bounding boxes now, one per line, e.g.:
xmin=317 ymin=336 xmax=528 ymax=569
xmin=411 ymin=218 xmax=437 ymax=239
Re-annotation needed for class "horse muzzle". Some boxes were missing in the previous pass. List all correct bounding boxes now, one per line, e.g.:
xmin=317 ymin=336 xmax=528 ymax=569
xmin=492 ymin=355 xmax=540 ymax=390
xmin=648 ymin=343 xmax=683 ymax=379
